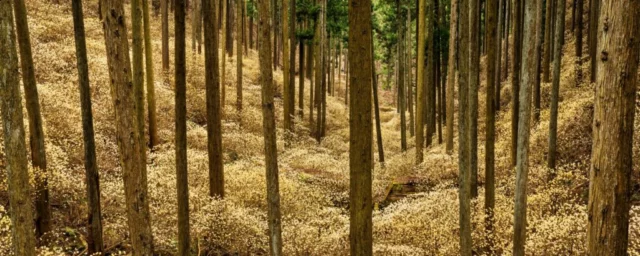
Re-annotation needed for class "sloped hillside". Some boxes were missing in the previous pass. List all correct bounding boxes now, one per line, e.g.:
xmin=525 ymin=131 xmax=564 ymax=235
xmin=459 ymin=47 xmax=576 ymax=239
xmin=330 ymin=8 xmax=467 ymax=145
xmin=0 ymin=0 xmax=639 ymax=255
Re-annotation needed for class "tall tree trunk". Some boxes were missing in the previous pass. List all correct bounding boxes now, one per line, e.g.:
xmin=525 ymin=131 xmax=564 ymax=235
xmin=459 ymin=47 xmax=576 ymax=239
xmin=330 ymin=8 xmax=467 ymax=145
xmin=485 ymin=0 xmax=498 ymax=247
xmin=226 ymin=0 xmax=234 ymax=56
xmin=204 ymin=0 xmax=224 ymax=198
xmin=162 ymin=0 xmax=169 ymax=70
xmin=542 ymin=0 xmax=553 ymax=82
xmin=349 ymin=0 xmax=374 ymax=253
xmin=425 ymin=0 xmax=434 ymax=148
xmin=416 ymin=0 xmax=427 ymax=162
xmin=0 ymin=0 xmax=37 ymax=254
xmin=587 ymin=0 xmax=599 ymax=83
xmin=174 ymin=0 xmax=191 ymax=254
xmin=575 ymin=0 xmax=583 ymax=57
xmin=513 ymin=0 xmax=537 ymax=254
xmin=495 ymin=0 xmax=502 ymax=110
xmin=289 ymin=0 xmax=296 ymax=121
xmin=236 ymin=0 xmax=243 ymax=112
xmin=458 ymin=0 xmax=472 ymax=252
xmin=221 ymin=0 xmax=228 ymax=107
xmin=282 ymin=0 xmax=292 ymax=131
xmin=299 ymin=39 xmax=305 ymax=118
xmin=469 ymin=0 xmax=480 ymax=199
xmin=587 ymin=0 xmax=640 ymax=254
xmin=100 ymin=0 xmax=154 ymax=253
xmin=548 ymin=0 xmax=565 ymax=169
xmin=510 ymin=0 xmax=523 ymax=167
xmin=533 ymin=0 xmax=543 ymax=123
xmin=143 ymin=0 xmax=158 ymax=149
xmin=13 ymin=0 xmax=51 ymax=237
xmin=257 ymin=0 xmax=284 ymax=253
xmin=372 ymin=31 xmax=385 ymax=165
xmin=314 ymin=1 xmax=324 ymax=141
xmin=397 ymin=1 xmax=407 ymax=151
xmin=445 ymin=0 xmax=457 ymax=154
xmin=320 ymin=5 xmax=327 ymax=138
xmin=72 ymin=0 xmax=103 ymax=252
xmin=407 ymin=9 xmax=415 ymax=138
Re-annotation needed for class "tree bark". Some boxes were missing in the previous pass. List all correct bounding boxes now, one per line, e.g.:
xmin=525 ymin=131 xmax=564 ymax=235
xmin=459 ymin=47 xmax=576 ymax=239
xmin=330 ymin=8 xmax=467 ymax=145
xmin=587 ymin=0 xmax=599 ymax=83
xmin=458 ymin=0 xmax=472 ymax=253
xmin=72 ymin=0 xmax=104 ymax=252
xmin=416 ymin=0 xmax=427 ymax=162
xmin=397 ymin=1 xmax=407 ymax=151
xmin=548 ymin=0 xmax=565 ymax=170
xmin=100 ymin=0 xmax=154 ymax=254
xmin=13 ymin=0 xmax=51 ymax=237
xmin=236 ymin=0 xmax=243 ymax=112
xmin=407 ymin=9 xmax=415 ymax=138
xmin=204 ymin=0 xmax=224 ymax=198
xmin=257 ymin=0 xmax=284 ymax=253
xmin=162 ymin=0 xmax=170 ymax=70
xmin=510 ymin=0 xmax=523 ymax=167
xmin=533 ymin=0 xmax=543 ymax=123
xmin=425 ymin=0 xmax=434 ymax=148
xmin=0 ymin=0 xmax=37 ymax=253
xmin=587 ymin=0 xmax=640 ymax=254
xmin=221 ymin=0 xmax=228 ymax=107
xmin=289 ymin=0 xmax=296 ymax=122
xmin=485 ymin=0 xmax=497 ymax=244
xmin=349 ymin=0 xmax=374 ymax=253
xmin=282 ymin=0 xmax=291 ymax=131
xmin=143 ymin=0 xmax=158 ymax=149
xmin=469 ymin=0 xmax=480 ymax=199
xmin=575 ymin=0 xmax=583 ymax=57
xmin=299 ymin=39 xmax=305 ymax=118
xmin=513 ymin=0 xmax=537 ymax=254
xmin=542 ymin=0 xmax=553 ymax=82
xmin=445 ymin=0 xmax=457 ymax=154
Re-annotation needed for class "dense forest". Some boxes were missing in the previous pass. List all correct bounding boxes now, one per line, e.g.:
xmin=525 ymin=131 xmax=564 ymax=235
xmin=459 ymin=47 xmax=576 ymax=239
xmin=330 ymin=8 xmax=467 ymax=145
xmin=0 ymin=0 xmax=639 ymax=255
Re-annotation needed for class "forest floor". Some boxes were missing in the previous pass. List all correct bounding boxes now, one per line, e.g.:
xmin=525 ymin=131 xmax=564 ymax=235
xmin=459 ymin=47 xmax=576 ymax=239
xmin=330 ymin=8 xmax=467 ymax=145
xmin=0 ymin=0 xmax=640 ymax=255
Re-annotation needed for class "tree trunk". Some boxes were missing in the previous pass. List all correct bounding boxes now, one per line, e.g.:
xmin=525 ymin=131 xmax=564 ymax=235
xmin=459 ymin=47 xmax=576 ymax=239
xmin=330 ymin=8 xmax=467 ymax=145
xmin=445 ymin=0 xmax=457 ymax=154
xmin=397 ymin=0 xmax=407 ymax=151
xmin=485 ymin=0 xmax=498 ymax=246
xmin=542 ymin=0 xmax=553 ymax=82
xmin=174 ymin=0 xmax=191 ymax=254
xmin=204 ymin=0 xmax=224 ymax=198
xmin=587 ymin=0 xmax=640 ymax=254
xmin=469 ymin=0 xmax=480 ymax=199
xmin=372 ymin=33 xmax=385 ymax=165
xmin=143 ymin=0 xmax=158 ymax=149
xmin=13 ymin=0 xmax=51 ymax=237
xmin=533 ymin=0 xmax=543 ymax=123
xmin=425 ymin=0 xmax=434 ymax=148
xmin=299 ymin=39 xmax=305 ymax=118
xmin=236 ymin=0 xmax=243 ymax=112
xmin=587 ymin=0 xmax=599 ymax=83
xmin=221 ymin=0 xmax=228 ymax=108
xmin=458 ymin=0 xmax=472 ymax=252
xmin=510 ymin=0 xmax=523 ymax=167
xmin=289 ymin=0 xmax=296 ymax=121
xmin=282 ymin=0 xmax=291 ymax=131
xmin=257 ymin=0 xmax=284 ymax=253
xmin=575 ymin=0 xmax=583 ymax=57
xmin=100 ymin=0 xmax=154 ymax=254
xmin=513 ymin=0 xmax=537 ymax=254
xmin=226 ymin=0 xmax=234 ymax=56
xmin=548 ymin=0 xmax=565 ymax=170
xmin=0 ymin=0 xmax=37 ymax=254
xmin=349 ymin=0 xmax=374 ymax=253
xmin=407 ymin=9 xmax=415 ymax=138
xmin=72 ymin=0 xmax=104 ymax=252
xmin=315 ymin=5 xmax=323 ymax=140
xmin=416 ymin=0 xmax=427 ymax=162
xmin=162 ymin=0 xmax=169 ymax=70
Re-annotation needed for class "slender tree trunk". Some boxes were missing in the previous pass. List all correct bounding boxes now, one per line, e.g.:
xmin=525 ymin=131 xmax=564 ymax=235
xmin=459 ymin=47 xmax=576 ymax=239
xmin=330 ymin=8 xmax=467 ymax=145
xmin=510 ymin=0 xmax=523 ymax=167
xmin=349 ymin=0 xmax=374 ymax=253
xmin=221 ymin=0 xmax=228 ymax=107
xmin=72 ymin=0 xmax=103 ymax=252
xmin=204 ymin=0 xmax=224 ymax=198
xmin=458 ymin=0 xmax=472 ymax=252
xmin=315 ymin=1 xmax=324 ymax=141
xmin=236 ymin=0 xmax=243 ymax=112
xmin=174 ymin=0 xmax=191 ymax=254
xmin=416 ymin=0 xmax=427 ymax=162
xmin=542 ymin=0 xmax=553 ymax=82
xmin=289 ymin=0 xmax=296 ymax=122
xmin=320 ymin=5 xmax=327 ymax=138
xmin=485 ymin=0 xmax=498 ymax=248
xmin=469 ymin=0 xmax=480 ymax=199
xmin=495 ymin=0 xmax=502 ymax=111
xmin=162 ymin=0 xmax=169 ymax=70
xmin=501 ymin=0 xmax=509 ymax=86
xmin=0 ymin=0 xmax=36 ymax=254
xmin=397 ymin=1 xmax=407 ymax=151
xmin=372 ymin=33 xmax=385 ymax=165
xmin=445 ymin=0 xmax=457 ymax=154
xmin=282 ymin=0 xmax=292 ymax=130
xmin=572 ymin=0 xmax=576 ymax=31
xmin=226 ymin=0 xmax=234 ymax=56
xmin=575 ymin=0 xmax=583 ymax=57
xmin=143 ymin=0 xmax=158 ymax=149
xmin=425 ymin=0 xmax=435 ymax=148
xmin=587 ymin=0 xmax=640 ymax=254
xmin=513 ymin=0 xmax=537 ymax=254
xmin=299 ymin=39 xmax=305 ymax=118
xmin=13 ymin=0 xmax=51 ymax=237
xmin=548 ymin=0 xmax=565 ymax=169
xmin=257 ymin=0 xmax=284 ymax=253
xmin=407 ymin=9 xmax=415 ymax=138
xmin=533 ymin=0 xmax=543 ymax=123
xmin=100 ymin=0 xmax=154 ymax=253
xmin=587 ymin=0 xmax=599 ymax=83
